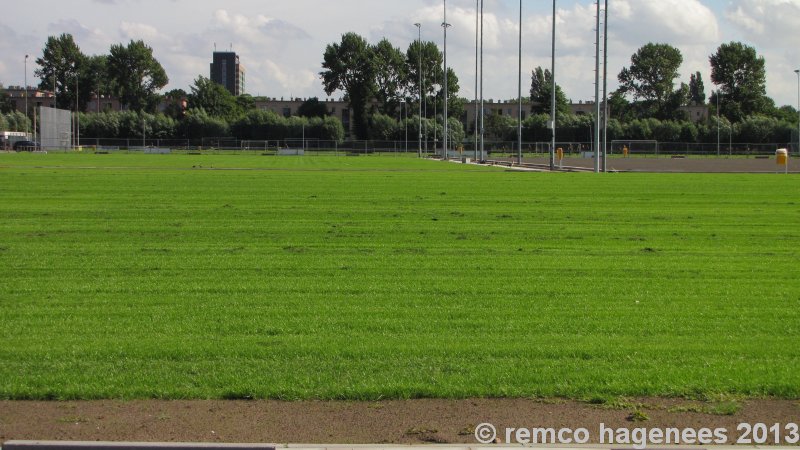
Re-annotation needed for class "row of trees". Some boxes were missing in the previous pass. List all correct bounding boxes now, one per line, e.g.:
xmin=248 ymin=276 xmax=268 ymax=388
xmin=78 ymin=109 xmax=345 ymax=143
xmin=351 ymin=110 xmax=794 ymax=145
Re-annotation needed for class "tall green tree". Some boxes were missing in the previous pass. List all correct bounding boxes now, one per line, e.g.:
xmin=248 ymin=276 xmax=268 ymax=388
xmin=321 ymin=32 xmax=376 ymax=139
xmin=187 ymin=76 xmax=239 ymax=120
xmin=689 ymin=71 xmax=705 ymax=105
xmin=709 ymin=42 xmax=769 ymax=122
xmin=530 ymin=66 xmax=570 ymax=115
xmin=405 ymin=40 xmax=462 ymax=120
xmin=107 ymin=40 xmax=168 ymax=112
xmin=34 ymin=34 xmax=89 ymax=110
xmin=618 ymin=43 xmax=683 ymax=119
xmin=373 ymin=39 xmax=407 ymax=117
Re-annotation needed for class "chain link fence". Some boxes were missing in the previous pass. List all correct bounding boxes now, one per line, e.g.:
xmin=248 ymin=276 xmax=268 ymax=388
xmin=56 ymin=136 xmax=796 ymax=158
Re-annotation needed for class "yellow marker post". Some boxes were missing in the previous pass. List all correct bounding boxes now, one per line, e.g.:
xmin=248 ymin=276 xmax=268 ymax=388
xmin=776 ymin=149 xmax=788 ymax=174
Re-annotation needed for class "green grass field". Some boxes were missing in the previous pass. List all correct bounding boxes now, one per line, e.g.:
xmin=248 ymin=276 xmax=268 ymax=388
xmin=1 ymin=153 xmax=798 ymax=400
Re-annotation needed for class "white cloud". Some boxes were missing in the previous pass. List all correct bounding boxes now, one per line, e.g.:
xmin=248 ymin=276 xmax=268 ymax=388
xmin=726 ymin=0 xmax=800 ymax=46
xmin=120 ymin=22 xmax=164 ymax=43
xmin=46 ymin=19 xmax=110 ymax=55
xmin=262 ymin=60 xmax=317 ymax=98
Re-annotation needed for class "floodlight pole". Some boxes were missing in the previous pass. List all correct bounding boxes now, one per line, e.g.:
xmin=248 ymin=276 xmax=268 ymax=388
xmin=24 ymin=55 xmax=29 ymax=136
xmin=442 ymin=0 xmax=451 ymax=160
xmin=717 ymin=89 xmax=721 ymax=158
xmin=474 ymin=0 xmax=479 ymax=161
xmin=517 ymin=0 xmax=523 ymax=166
xmin=594 ymin=0 xmax=601 ymax=173
xmin=479 ymin=0 xmax=485 ymax=162
xmin=76 ymin=65 xmax=80 ymax=149
xmin=795 ymin=69 xmax=799 ymax=156
xmin=415 ymin=23 xmax=422 ymax=158
xmin=602 ymin=0 xmax=608 ymax=173
xmin=550 ymin=0 xmax=556 ymax=171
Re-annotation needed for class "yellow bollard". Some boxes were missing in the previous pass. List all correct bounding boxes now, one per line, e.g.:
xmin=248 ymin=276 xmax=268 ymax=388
xmin=776 ymin=149 xmax=788 ymax=174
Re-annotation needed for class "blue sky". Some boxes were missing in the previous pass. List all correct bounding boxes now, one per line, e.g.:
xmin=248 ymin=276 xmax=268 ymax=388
xmin=1 ymin=0 xmax=798 ymax=107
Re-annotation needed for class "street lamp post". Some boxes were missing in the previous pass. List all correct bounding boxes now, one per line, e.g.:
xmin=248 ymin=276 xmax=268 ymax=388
xmin=415 ymin=23 xmax=422 ymax=158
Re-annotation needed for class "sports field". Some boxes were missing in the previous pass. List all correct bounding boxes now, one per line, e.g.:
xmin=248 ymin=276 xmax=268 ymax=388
xmin=0 ymin=153 xmax=798 ymax=400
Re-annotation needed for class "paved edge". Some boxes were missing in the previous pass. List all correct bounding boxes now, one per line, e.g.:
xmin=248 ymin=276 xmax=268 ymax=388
xmin=3 ymin=443 xmax=798 ymax=450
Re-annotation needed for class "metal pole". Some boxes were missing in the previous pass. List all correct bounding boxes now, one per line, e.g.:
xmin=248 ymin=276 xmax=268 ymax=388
xmin=442 ymin=0 xmax=451 ymax=160
xmin=480 ymin=0 xmax=485 ymax=161
xmin=415 ymin=23 xmax=422 ymax=158
xmin=717 ymin=89 xmax=720 ymax=158
xmin=76 ymin=67 xmax=80 ymax=149
xmin=593 ymin=0 xmax=601 ymax=173
xmin=475 ymin=0 xmax=479 ymax=161
xmin=434 ymin=92 xmax=437 ymax=151
xmin=602 ymin=0 xmax=608 ymax=173
xmin=795 ymin=69 xmax=800 ymax=156
xmin=424 ymin=67 xmax=427 ymax=155
xmin=404 ymin=100 xmax=408 ymax=153
xmin=729 ymin=120 xmax=732 ymax=156
xmin=517 ymin=0 xmax=523 ymax=165
xmin=24 ymin=55 xmax=29 ymax=136
xmin=549 ymin=0 xmax=556 ymax=170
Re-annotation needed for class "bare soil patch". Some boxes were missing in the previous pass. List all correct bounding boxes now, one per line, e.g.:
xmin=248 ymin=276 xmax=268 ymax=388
xmin=1 ymin=398 xmax=798 ymax=445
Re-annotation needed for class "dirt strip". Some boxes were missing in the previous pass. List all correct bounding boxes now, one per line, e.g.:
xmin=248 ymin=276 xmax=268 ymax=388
xmin=1 ymin=398 xmax=798 ymax=445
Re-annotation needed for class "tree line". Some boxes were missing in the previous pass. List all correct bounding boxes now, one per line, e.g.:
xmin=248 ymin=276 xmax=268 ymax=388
xmin=3 ymin=32 xmax=798 ymax=145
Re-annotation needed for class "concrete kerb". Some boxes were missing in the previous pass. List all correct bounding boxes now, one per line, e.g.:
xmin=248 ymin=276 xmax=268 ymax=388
xmin=4 ymin=443 xmax=799 ymax=450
